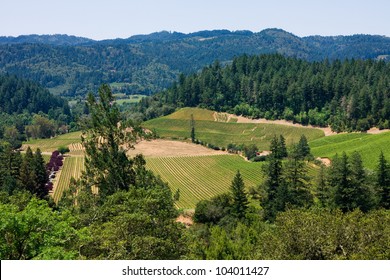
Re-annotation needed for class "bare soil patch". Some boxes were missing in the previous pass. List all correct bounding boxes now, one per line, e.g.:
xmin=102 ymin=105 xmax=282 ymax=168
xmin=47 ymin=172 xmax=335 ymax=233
xmin=366 ymin=127 xmax=390 ymax=134
xmin=316 ymin=157 xmax=331 ymax=166
xmin=127 ymin=139 xmax=228 ymax=158
xmin=231 ymin=115 xmax=336 ymax=136
xmin=176 ymin=215 xmax=194 ymax=227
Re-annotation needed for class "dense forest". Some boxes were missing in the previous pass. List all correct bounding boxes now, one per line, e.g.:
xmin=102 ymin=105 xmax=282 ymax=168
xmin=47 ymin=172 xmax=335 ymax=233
xmin=1 ymin=29 xmax=389 ymax=96
xmin=0 ymin=85 xmax=389 ymax=260
xmin=0 ymin=75 xmax=72 ymax=148
xmin=139 ymin=54 xmax=390 ymax=132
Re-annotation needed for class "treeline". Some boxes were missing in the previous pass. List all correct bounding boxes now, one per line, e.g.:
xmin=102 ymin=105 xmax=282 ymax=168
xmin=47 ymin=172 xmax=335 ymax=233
xmin=0 ymin=75 xmax=73 ymax=148
xmin=141 ymin=54 xmax=390 ymax=132
xmin=0 ymin=74 xmax=70 ymax=115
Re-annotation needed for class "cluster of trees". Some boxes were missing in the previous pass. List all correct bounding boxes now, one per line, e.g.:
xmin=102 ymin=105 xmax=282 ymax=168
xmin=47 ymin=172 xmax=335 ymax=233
xmin=0 ymin=74 xmax=70 ymax=116
xmin=187 ymin=208 xmax=390 ymax=260
xmin=0 ymin=145 xmax=49 ymax=199
xmin=141 ymin=54 xmax=390 ymax=132
xmin=0 ymin=75 xmax=73 ymax=148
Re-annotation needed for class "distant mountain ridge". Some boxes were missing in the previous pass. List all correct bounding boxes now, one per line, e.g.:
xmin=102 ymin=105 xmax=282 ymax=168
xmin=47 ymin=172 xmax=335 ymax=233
xmin=0 ymin=28 xmax=389 ymax=96
xmin=1 ymin=29 xmax=389 ymax=46
xmin=0 ymin=34 xmax=95 ymax=46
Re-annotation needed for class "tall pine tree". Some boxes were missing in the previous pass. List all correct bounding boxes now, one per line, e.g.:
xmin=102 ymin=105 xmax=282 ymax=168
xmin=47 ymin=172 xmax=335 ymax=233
xmin=20 ymin=147 xmax=36 ymax=193
xmin=32 ymin=148 xmax=49 ymax=199
xmin=262 ymin=152 xmax=283 ymax=221
xmin=376 ymin=151 xmax=390 ymax=209
xmin=230 ymin=171 xmax=248 ymax=219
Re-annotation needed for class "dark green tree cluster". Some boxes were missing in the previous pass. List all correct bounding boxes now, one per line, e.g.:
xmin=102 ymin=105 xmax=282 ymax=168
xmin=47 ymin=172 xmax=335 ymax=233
xmin=317 ymin=151 xmax=389 ymax=211
xmin=188 ymin=208 xmax=390 ymax=260
xmin=194 ymin=171 xmax=249 ymax=224
xmin=269 ymin=135 xmax=288 ymax=159
xmin=261 ymin=135 xmax=312 ymax=221
xmin=143 ymin=54 xmax=390 ymax=132
xmin=0 ymin=74 xmax=70 ymax=116
xmin=0 ymin=144 xmax=48 ymax=199
xmin=376 ymin=151 xmax=390 ymax=208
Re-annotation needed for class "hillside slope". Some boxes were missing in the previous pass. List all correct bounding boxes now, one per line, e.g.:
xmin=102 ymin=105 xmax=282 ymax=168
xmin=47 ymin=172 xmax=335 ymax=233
xmin=1 ymin=29 xmax=389 ymax=96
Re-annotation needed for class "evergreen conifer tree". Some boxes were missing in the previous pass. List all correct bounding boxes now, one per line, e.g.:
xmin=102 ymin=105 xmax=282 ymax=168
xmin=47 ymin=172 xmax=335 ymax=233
xmin=278 ymin=135 xmax=288 ymax=158
xmin=32 ymin=148 xmax=49 ymax=199
xmin=262 ymin=152 xmax=283 ymax=221
xmin=20 ymin=147 xmax=36 ymax=193
xmin=282 ymin=152 xmax=313 ymax=208
xmin=376 ymin=151 xmax=390 ymax=209
xmin=230 ymin=171 xmax=248 ymax=219
xmin=316 ymin=164 xmax=329 ymax=207
xmin=190 ymin=114 xmax=196 ymax=143
xmin=296 ymin=134 xmax=310 ymax=159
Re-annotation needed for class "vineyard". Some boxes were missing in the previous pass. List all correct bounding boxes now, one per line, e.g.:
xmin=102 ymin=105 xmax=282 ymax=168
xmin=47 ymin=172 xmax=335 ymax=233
xmin=164 ymin=107 xmax=215 ymax=121
xmin=310 ymin=131 xmax=390 ymax=169
xmin=144 ymin=117 xmax=324 ymax=151
xmin=52 ymin=156 xmax=85 ymax=203
xmin=22 ymin=131 xmax=82 ymax=153
xmin=146 ymin=154 xmax=265 ymax=209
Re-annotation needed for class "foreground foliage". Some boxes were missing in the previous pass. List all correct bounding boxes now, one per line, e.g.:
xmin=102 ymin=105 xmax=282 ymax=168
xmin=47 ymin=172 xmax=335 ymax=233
xmin=188 ymin=208 xmax=390 ymax=260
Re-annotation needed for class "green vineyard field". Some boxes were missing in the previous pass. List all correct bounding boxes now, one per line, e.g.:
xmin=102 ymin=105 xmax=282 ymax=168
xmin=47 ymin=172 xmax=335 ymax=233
xmin=52 ymin=156 xmax=85 ymax=203
xmin=144 ymin=108 xmax=324 ymax=151
xmin=310 ymin=131 xmax=390 ymax=169
xmin=23 ymin=131 xmax=82 ymax=153
xmin=146 ymin=154 xmax=265 ymax=209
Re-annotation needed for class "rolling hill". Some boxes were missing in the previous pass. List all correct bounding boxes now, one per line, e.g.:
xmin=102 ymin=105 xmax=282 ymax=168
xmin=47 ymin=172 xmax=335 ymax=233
xmin=143 ymin=108 xmax=325 ymax=151
xmin=1 ymin=29 xmax=389 ymax=96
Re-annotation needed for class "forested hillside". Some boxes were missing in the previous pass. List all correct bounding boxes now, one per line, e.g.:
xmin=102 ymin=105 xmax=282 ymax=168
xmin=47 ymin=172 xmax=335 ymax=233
xmin=0 ymin=75 xmax=70 ymax=115
xmin=140 ymin=54 xmax=390 ymax=132
xmin=1 ymin=29 xmax=389 ymax=96
xmin=0 ymin=75 xmax=72 ymax=147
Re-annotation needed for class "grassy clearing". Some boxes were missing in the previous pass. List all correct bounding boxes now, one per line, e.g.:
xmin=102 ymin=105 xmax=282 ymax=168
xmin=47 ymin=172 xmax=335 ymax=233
xmin=310 ymin=131 xmax=390 ymax=169
xmin=115 ymin=94 xmax=147 ymax=105
xmin=23 ymin=131 xmax=82 ymax=153
xmin=146 ymin=154 xmax=264 ymax=209
xmin=144 ymin=118 xmax=324 ymax=151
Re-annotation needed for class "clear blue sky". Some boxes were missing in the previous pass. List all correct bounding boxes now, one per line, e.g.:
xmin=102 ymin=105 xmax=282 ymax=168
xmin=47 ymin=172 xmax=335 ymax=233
xmin=2 ymin=0 xmax=390 ymax=40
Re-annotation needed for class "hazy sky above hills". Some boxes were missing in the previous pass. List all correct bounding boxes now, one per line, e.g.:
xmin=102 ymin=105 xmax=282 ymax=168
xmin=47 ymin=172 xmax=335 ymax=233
xmin=3 ymin=0 xmax=390 ymax=40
